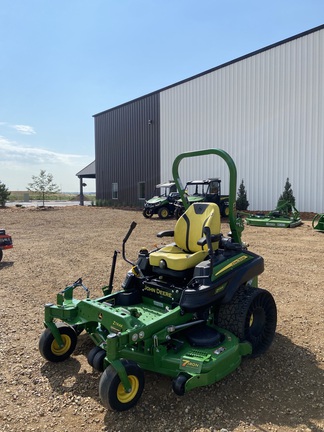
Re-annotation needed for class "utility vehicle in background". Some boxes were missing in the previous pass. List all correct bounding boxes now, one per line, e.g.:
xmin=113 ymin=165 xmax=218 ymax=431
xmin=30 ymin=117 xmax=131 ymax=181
xmin=142 ymin=181 xmax=180 ymax=219
xmin=174 ymin=178 xmax=229 ymax=219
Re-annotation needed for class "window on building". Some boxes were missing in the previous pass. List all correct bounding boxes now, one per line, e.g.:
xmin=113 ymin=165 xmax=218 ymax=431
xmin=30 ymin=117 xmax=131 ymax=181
xmin=112 ymin=183 xmax=118 ymax=200
xmin=138 ymin=182 xmax=145 ymax=200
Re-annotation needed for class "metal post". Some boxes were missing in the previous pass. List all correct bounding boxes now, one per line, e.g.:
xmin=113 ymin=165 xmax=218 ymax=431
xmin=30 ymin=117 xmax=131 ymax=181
xmin=79 ymin=177 xmax=84 ymax=206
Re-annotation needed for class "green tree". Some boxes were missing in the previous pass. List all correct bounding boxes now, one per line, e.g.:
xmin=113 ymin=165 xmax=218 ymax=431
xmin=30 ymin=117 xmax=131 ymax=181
xmin=27 ymin=170 xmax=60 ymax=206
xmin=236 ymin=179 xmax=249 ymax=211
xmin=278 ymin=177 xmax=295 ymax=210
xmin=0 ymin=180 xmax=11 ymax=207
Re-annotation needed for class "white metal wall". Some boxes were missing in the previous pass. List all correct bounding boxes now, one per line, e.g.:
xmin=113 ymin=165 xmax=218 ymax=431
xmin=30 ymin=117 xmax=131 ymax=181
xmin=160 ymin=28 xmax=324 ymax=212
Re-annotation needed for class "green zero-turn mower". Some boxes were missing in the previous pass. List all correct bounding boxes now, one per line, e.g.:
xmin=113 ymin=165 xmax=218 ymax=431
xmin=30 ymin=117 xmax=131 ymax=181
xmin=39 ymin=149 xmax=277 ymax=412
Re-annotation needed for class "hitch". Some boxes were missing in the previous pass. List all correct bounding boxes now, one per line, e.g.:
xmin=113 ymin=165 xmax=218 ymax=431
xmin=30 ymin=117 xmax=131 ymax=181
xmin=57 ymin=277 xmax=89 ymax=305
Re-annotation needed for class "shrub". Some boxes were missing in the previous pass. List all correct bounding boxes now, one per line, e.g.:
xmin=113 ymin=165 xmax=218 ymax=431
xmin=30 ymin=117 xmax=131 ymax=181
xmin=236 ymin=179 xmax=249 ymax=211
xmin=0 ymin=181 xmax=11 ymax=207
xmin=278 ymin=178 xmax=295 ymax=211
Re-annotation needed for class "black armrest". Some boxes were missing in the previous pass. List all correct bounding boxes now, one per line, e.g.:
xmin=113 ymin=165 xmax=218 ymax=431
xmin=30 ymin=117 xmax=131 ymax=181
xmin=157 ymin=230 xmax=175 ymax=238
xmin=197 ymin=233 xmax=222 ymax=246
xmin=197 ymin=237 xmax=207 ymax=247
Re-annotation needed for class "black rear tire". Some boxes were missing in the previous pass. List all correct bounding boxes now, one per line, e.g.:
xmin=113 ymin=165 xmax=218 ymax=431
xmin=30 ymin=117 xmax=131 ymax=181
xmin=174 ymin=207 xmax=184 ymax=219
xmin=158 ymin=206 xmax=170 ymax=219
xmin=221 ymin=205 xmax=230 ymax=217
xmin=216 ymin=285 xmax=277 ymax=357
xmin=143 ymin=209 xmax=153 ymax=218
xmin=0 ymin=249 xmax=3 ymax=262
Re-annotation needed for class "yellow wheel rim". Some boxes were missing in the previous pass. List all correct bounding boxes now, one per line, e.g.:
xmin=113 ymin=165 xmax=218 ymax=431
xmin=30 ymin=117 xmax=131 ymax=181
xmin=117 ymin=375 xmax=139 ymax=403
xmin=249 ymin=313 xmax=254 ymax=327
xmin=51 ymin=334 xmax=71 ymax=356
xmin=225 ymin=207 xmax=229 ymax=216
xmin=161 ymin=209 xmax=168 ymax=218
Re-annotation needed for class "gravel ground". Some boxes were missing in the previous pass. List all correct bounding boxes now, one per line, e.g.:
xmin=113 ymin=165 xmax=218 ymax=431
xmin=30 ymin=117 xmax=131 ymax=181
xmin=0 ymin=206 xmax=323 ymax=432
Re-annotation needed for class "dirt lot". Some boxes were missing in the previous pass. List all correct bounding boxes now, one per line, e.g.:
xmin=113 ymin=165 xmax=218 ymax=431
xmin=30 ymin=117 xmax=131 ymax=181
xmin=0 ymin=206 xmax=323 ymax=432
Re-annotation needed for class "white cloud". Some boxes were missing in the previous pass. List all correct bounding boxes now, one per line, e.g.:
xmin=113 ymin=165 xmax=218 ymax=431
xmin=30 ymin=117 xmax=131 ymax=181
xmin=0 ymin=136 xmax=94 ymax=191
xmin=11 ymin=124 xmax=36 ymax=135
xmin=0 ymin=121 xmax=94 ymax=191
xmin=0 ymin=136 xmax=84 ymax=165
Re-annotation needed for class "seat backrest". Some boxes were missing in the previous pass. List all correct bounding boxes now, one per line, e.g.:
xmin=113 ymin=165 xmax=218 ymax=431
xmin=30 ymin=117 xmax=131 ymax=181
xmin=174 ymin=202 xmax=221 ymax=253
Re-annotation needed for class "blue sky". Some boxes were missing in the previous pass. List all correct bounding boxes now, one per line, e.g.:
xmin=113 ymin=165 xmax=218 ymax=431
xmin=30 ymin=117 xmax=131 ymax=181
xmin=0 ymin=0 xmax=323 ymax=192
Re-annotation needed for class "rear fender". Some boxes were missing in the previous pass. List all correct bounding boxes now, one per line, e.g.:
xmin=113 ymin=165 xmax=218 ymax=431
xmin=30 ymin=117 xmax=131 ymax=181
xmin=180 ymin=254 xmax=264 ymax=311
xmin=220 ymin=255 xmax=264 ymax=304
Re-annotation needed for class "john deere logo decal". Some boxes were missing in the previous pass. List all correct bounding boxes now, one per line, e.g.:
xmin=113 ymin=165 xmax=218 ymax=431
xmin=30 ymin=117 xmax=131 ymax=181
xmin=143 ymin=285 xmax=173 ymax=298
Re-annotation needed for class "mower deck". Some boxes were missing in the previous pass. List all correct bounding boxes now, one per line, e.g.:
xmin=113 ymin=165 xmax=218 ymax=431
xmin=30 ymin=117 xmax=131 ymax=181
xmin=245 ymin=200 xmax=302 ymax=228
xmin=44 ymin=293 xmax=251 ymax=393
xmin=245 ymin=214 xmax=302 ymax=228
xmin=312 ymin=213 xmax=324 ymax=232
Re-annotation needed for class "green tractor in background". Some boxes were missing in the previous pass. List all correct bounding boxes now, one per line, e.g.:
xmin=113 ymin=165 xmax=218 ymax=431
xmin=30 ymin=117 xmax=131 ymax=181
xmin=39 ymin=148 xmax=277 ymax=412
xmin=143 ymin=181 xmax=180 ymax=219
xmin=174 ymin=178 xmax=229 ymax=219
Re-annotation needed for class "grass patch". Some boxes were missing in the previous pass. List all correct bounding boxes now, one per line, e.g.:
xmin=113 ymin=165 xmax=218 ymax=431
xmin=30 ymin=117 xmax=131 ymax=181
xmin=8 ymin=191 xmax=95 ymax=201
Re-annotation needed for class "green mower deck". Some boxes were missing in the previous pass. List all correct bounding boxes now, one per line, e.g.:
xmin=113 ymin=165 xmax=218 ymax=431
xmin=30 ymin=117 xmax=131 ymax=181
xmin=245 ymin=201 xmax=302 ymax=228
xmin=312 ymin=213 xmax=324 ymax=232
xmin=39 ymin=148 xmax=277 ymax=411
xmin=245 ymin=214 xmax=302 ymax=228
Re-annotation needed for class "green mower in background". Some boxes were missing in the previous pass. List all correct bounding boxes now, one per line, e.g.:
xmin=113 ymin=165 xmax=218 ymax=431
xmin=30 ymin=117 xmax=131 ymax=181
xmin=39 ymin=149 xmax=277 ymax=412
xmin=312 ymin=213 xmax=324 ymax=232
xmin=245 ymin=200 xmax=302 ymax=228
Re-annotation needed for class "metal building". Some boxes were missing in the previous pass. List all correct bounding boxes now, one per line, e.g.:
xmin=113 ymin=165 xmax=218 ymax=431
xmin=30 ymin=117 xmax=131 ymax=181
xmin=94 ymin=94 xmax=160 ymax=207
xmin=94 ymin=25 xmax=324 ymax=212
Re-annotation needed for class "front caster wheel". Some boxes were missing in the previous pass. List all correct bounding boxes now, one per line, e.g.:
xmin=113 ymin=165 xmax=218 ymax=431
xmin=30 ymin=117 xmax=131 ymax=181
xmin=88 ymin=346 xmax=103 ymax=367
xmin=99 ymin=360 xmax=145 ymax=411
xmin=39 ymin=323 xmax=77 ymax=362
xmin=92 ymin=349 xmax=107 ymax=372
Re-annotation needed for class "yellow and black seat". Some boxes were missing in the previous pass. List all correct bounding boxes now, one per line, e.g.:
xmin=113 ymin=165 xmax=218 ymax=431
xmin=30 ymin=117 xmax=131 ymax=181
xmin=149 ymin=202 xmax=221 ymax=273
